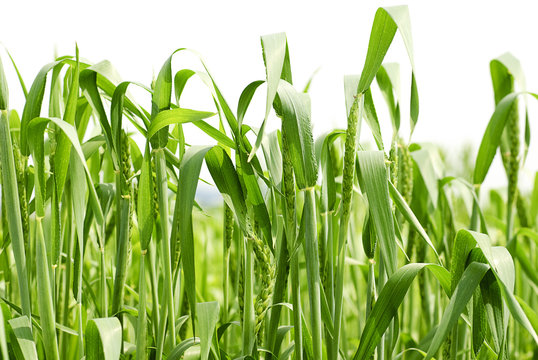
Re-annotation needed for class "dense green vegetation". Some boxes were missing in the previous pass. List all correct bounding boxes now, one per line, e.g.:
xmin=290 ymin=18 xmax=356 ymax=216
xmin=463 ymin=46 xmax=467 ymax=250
xmin=0 ymin=5 xmax=538 ymax=359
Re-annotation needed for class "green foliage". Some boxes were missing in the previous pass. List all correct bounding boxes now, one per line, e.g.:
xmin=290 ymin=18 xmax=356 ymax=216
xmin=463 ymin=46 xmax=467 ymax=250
xmin=0 ymin=5 xmax=537 ymax=360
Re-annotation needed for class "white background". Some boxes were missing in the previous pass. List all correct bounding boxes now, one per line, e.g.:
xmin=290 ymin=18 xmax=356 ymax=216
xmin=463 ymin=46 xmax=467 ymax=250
xmin=2 ymin=0 xmax=538 ymax=192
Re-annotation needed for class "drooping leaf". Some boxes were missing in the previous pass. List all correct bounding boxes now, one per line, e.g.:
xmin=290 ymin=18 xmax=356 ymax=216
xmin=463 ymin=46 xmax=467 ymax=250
xmin=388 ymin=180 xmax=441 ymax=263
xmin=274 ymin=80 xmax=317 ymax=189
xmin=237 ymin=150 xmax=273 ymax=247
xmin=147 ymin=108 xmax=216 ymax=139
xmin=27 ymin=117 xmax=103 ymax=225
xmin=473 ymin=91 xmax=538 ymax=185
xmin=353 ymin=263 xmax=450 ymax=360
xmin=363 ymin=88 xmax=384 ymax=150
xmin=357 ymin=151 xmax=397 ymax=276
xmin=205 ymin=146 xmax=248 ymax=232
xmin=167 ymin=338 xmax=201 ymax=360
xmin=376 ymin=63 xmax=401 ymax=130
xmin=357 ymin=6 xmax=419 ymax=132
xmin=425 ymin=262 xmax=491 ymax=359
xmin=249 ymin=32 xmax=292 ymax=161
xmin=238 ymin=80 xmax=265 ymax=132
xmin=177 ymin=145 xmax=213 ymax=333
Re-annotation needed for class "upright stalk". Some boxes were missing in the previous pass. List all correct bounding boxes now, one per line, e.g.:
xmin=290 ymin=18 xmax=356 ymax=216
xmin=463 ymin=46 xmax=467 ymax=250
xmin=243 ymin=237 xmax=255 ymax=356
xmin=111 ymin=197 xmax=130 ymax=317
xmin=303 ymin=187 xmax=322 ymax=360
xmin=99 ymin=224 xmax=107 ymax=317
xmin=332 ymin=94 xmax=363 ymax=359
xmin=281 ymin=132 xmax=302 ymax=359
xmin=154 ymin=148 xmax=176 ymax=350
xmin=0 ymin=110 xmax=32 ymax=324
xmin=60 ymin=192 xmax=75 ymax=359
xmin=112 ymin=131 xmax=133 ymax=329
xmin=323 ymin=210 xmax=335 ymax=359
xmin=35 ymin=217 xmax=60 ymax=360
xmin=148 ymin=240 xmax=161 ymax=347
xmin=31 ymin=123 xmax=59 ymax=359
xmin=223 ymin=204 xmax=233 ymax=350
xmin=266 ymin=231 xmax=289 ymax=355
xmin=377 ymin=255 xmax=386 ymax=360
xmin=136 ymin=252 xmax=147 ymax=360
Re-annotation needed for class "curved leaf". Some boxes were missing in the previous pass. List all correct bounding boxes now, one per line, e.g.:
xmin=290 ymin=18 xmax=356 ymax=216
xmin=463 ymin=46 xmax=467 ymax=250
xmin=147 ymin=108 xmax=215 ymax=139
xmin=425 ymin=262 xmax=490 ymax=359
xmin=388 ymin=180 xmax=441 ymax=263
xmin=274 ymin=80 xmax=317 ymax=189
xmin=473 ymin=91 xmax=538 ymax=185
xmin=151 ymin=48 xmax=187 ymax=148
xmin=353 ymin=263 xmax=450 ymax=360
xmin=357 ymin=6 xmax=419 ymax=132
xmin=177 ymin=145 xmax=213 ymax=333
xmin=237 ymin=80 xmax=265 ymax=131
xmin=20 ymin=59 xmax=69 ymax=155
xmin=167 ymin=338 xmax=200 ymax=360
xmin=0 ymin=55 xmax=8 ymax=110
xmin=0 ymin=110 xmax=32 ymax=320
xmin=205 ymin=146 xmax=247 ymax=232
xmin=85 ymin=317 xmax=122 ymax=360
xmin=357 ymin=151 xmax=397 ymax=276
xmin=27 ymin=117 xmax=103 ymax=225
xmin=376 ymin=63 xmax=401 ymax=130
xmin=54 ymin=46 xmax=79 ymax=199
xmin=249 ymin=32 xmax=292 ymax=161
xmin=9 ymin=316 xmax=37 ymax=360
xmin=464 ymin=230 xmax=538 ymax=343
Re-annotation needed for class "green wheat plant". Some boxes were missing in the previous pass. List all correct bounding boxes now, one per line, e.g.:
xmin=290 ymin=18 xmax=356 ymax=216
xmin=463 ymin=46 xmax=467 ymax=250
xmin=0 ymin=5 xmax=537 ymax=360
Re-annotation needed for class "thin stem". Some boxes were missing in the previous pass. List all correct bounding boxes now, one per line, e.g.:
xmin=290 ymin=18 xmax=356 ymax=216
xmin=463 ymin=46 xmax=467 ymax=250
xmin=303 ymin=187 xmax=322 ymax=360
xmin=154 ymin=148 xmax=176 ymax=350
xmin=332 ymin=94 xmax=364 ymax=360
xmin=35 ymin=217 xmax=60 ymax=360
xmin=136 ymin=253 xmax=147 ymax=360
xmin=281 ymin=130 xmax=303 ymax=359
xmin=243 ymin=237 xmax=255 ymax=356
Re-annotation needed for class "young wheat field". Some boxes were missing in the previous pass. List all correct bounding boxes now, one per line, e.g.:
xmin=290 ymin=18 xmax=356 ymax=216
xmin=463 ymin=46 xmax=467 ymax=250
xmin=1 ymin=5 xmax=538 ymax=360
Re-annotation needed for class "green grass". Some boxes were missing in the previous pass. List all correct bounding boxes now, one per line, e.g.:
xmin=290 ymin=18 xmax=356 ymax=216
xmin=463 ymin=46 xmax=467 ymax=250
xmin=0 ymin=5 xmax=538 ymax=360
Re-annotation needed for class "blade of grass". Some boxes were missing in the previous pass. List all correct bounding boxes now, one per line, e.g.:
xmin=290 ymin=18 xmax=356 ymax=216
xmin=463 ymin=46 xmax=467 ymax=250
xmin=357 ymin=6 xmax=418 ymax=134
xmin=473 ymin=91 xmax=538 ymax=186
xmin=425 ymin=262 xmax=490 ymax=359
xmin=9 ymin=316 xmax=38 ymax=360
xmin=85 ymin=318 xmax=122 ymax=360
xmin=35 ymin=217 xmax=60 ymax=360
xmin=249 ymin=32 xmax=292 ymax=161
xmin=0 ymin=109 xmax=32 ymax=323
xmin=357 ymin=151 xmax=397 ymax=276
xmin=147 ymin=108 xmax=216 ymax=139
xmin=352 ymin=263 xmax=450 ymax=360
xmin=177 ymin=145 xmax=213 ymax=334
xmin=196 ymin=301 xmax=219 ymax=360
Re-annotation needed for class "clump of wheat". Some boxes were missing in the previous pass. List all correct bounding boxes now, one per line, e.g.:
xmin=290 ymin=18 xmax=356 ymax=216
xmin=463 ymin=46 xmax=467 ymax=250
xmin=0 ymin=9 xmax=535 ymax=360
xmin=252 ymin=234 xmax=274 ymax=343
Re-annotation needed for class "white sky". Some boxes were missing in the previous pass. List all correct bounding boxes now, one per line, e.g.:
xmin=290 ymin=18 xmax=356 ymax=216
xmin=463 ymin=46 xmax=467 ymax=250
xmin=2 ymin=0 xmax=538 ymax=191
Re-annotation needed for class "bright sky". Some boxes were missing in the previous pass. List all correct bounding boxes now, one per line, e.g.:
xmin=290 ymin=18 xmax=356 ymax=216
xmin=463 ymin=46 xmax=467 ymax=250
xmin=2 ymin=0 xmax=538 ymax=191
